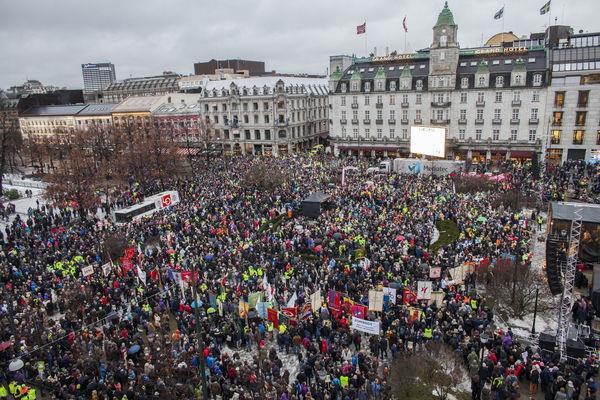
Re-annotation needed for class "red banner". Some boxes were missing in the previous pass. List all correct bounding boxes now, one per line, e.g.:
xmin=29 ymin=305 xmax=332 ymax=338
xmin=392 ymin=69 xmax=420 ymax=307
xmin=351 ymin=304 xmax=367 ymax=319
xmin=267 ymin=308 xmax=279 ymax=329
xmin=403 ymin=289 xmax=417 ymax=305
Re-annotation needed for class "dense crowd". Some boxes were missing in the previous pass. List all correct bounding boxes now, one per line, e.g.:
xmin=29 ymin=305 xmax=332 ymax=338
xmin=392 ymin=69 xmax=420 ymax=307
xmin=0 ymin=155 xmax=598 ymax=400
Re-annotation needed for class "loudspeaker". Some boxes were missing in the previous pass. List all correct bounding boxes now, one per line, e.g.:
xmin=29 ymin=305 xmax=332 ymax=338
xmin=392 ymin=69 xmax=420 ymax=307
xmin=538 ymin=333 xmax=556 ymax=351
xmin=546 ymin=237 xmax=566 ymax=295
xmin=566 ymin=339 xmax=586 ymax=359
xmin=592 ymin=290 xmax=600 ymax=317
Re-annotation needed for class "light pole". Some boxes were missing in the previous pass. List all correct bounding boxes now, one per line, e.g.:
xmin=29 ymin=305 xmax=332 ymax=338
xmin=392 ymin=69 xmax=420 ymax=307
xmin=531 ymin=285 xmax=540 ymax=335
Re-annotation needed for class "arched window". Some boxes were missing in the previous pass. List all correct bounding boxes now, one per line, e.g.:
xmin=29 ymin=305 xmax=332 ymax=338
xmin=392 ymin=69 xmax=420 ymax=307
xmin=478 ymin=76 xmax=486 ymax=86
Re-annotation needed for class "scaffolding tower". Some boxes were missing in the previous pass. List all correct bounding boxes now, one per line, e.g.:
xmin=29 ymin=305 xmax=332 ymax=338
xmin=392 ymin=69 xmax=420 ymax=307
xmin=556 ymin=208 xmax=583 ymax=361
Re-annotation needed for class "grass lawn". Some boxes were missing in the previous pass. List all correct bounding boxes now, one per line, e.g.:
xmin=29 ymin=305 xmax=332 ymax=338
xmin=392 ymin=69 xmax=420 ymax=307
xmin=430 ymin=219 xmax=459 ymax=253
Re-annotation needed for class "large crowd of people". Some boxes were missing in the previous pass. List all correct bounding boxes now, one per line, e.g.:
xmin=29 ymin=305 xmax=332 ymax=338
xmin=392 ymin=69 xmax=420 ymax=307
xmin=0 ymin=155 xmax=598 ymax=400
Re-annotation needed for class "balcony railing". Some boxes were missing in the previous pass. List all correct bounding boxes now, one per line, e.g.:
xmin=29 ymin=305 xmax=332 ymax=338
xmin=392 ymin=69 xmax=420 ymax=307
xmin=401 ymin=118 xmax=409 ymax=125
xmin=363 ymin=119 xmax=371 ymax=124
xmin=492 ymin=118 xmax=502 ymax=125
xmin=529 ymin=118 xmax=539 ymax=125
xmin=340 ymin=119 xmax=347 ymax=125
xmin=388 ymin=119 xmax=396 ymax=125
xmin=475 ymin=119 xmax=484 ymax=125
xmin=401 ymin=102 xmax=409 ymax=108
xmin=431 ymin=101 xmax=452 ymax=107
xmin=375 ymin=102 xmax=384 ymax=109
xmin=510 ymin=118 xmax=520 ymax=125
xmin=351 ymin=103 xmax=359 ymax=109
xmin=511 ymin=100 xmax=522 ymax=106
xmin=430 ymin=119 xmax=450 ymax=125
xmin=552 ymin=121 xmax=562 ymax=126
xmin=275 ymin=120 xmax=288 ymax=127
xmin=458 ymin=118 xmax=467 ymax=125
xmin=414 ymin=119 xmax=422 ymax=125
xmin=476 ymin=100 xmax=485 ymax=107
xmin=351 ymin=119 xmax=359 ymax=125
xmin=375 ymin=119 xmax=383 ymax=125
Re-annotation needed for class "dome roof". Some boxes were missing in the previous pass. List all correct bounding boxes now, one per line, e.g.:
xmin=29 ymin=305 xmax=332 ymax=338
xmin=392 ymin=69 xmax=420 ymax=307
xmin=435 ymin=1 xmax=456 ymax=27
xmin=485 ymin=32 xmax=519 ymax=46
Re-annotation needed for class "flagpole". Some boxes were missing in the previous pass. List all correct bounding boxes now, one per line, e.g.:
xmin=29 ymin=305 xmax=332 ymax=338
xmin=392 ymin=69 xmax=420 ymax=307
xmin=501 ymin=4 xmax=505 ymax=46
xmin=365 ymin=21 xmax=368 ymax=57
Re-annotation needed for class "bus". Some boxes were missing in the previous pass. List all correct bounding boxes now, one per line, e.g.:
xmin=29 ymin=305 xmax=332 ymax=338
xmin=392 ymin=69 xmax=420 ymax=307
xmin=111 ymin=190 xmax=180 ymax=223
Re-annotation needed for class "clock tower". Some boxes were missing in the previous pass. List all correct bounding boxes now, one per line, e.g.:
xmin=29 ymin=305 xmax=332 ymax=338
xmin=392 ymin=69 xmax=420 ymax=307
xmin=428 ymin=1 xmax=459 ymax=91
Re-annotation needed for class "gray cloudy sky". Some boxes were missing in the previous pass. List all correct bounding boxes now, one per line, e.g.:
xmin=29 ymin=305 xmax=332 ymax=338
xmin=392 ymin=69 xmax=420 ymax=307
xmin=0 ymin=0 xmax=597 ymax=89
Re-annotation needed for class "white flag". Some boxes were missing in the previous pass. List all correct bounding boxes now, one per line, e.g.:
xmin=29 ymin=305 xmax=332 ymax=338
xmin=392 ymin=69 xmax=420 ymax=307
xmin=102 ymin=262 xmax=112 ymax=277
xmin=286 ymin=292 xmax=297 ymax=308
xmin=137 ymin=266 xmax=147 ymax=286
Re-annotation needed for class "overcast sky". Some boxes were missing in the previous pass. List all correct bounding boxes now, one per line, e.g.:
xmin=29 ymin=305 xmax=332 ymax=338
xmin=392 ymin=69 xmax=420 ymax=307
xmin=0 ymin=0 xmax=597 ymax=90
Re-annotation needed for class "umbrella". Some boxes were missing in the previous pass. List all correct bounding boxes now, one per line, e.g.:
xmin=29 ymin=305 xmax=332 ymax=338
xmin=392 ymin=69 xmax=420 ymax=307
xmin=0 ymin=341 xmax=11 ymax=351
xmin=128 ymin=344 xmax=141 ymax=355
xmin=8 ymin=359 xmax=24 ymax=371
xmin=476 ymin=216 xmax=487 ymax=223
xmin=191 ymin=300 xmax=203 ymax=309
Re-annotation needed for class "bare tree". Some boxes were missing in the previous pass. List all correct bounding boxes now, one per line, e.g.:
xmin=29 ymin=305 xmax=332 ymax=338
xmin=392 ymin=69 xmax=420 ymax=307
xmin=476 ymin=257 xmax=551 ymax=318
xmin=45 ymin=130 xmax=102 ymax=217
xmin=243 ymin=161 xmax=286 ymax=191
xmin=390 ymin=343 xmax=468 ymax=400
xmin=0 ymin=95 xmax=22 ymax=194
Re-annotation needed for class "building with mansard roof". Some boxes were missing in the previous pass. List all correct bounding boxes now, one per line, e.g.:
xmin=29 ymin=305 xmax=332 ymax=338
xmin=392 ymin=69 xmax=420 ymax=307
xmin=329 ymin=1 xmax=548 ymax=164
xmin=199 ymin=76 xmax=328 ymax=156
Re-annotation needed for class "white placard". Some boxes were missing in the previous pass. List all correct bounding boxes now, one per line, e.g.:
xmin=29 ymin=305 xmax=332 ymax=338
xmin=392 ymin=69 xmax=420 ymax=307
xmin=310 ymin=290 xmax=322 ymax=312
xmin=417 ymin=281 xmax=432 ymax=300
xmin=81 ymin=265 xmax=94 ymax=277
xmin=350 ymin=317 xmax=381 ymax=335
xmin=382 ymin=287 xmax=397 ymax=305
xmin=368 ymin=290 xmax=384 ymax=311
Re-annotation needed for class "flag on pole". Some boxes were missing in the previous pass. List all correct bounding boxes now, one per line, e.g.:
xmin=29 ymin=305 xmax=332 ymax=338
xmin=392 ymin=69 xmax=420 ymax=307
xmin=494 ymin=7 xmax=504 ymax=20
xmin=357 ymin=22 xmax=366 ymax=35
xmin=539 ymin=0 xmax=550 ymax=15
xmin=402 ymin=16 xmax=408 ymax=33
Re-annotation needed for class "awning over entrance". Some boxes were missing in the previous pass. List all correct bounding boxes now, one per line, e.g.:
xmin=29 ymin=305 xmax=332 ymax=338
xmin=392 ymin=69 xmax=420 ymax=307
xmin=509 ymin=151 xmax=533 ymax=158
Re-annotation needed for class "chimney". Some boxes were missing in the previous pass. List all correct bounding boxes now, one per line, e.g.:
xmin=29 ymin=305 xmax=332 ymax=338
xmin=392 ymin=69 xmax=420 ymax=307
xmin=386 ymin=46 xmax=389 ymax=56
xmin=374 ymin=47 xmax=377 ymax=56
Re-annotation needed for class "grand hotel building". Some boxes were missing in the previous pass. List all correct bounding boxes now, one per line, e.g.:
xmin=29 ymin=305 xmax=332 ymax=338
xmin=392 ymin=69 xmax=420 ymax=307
xmin=329 ymin=2 xmax=550 ymax=163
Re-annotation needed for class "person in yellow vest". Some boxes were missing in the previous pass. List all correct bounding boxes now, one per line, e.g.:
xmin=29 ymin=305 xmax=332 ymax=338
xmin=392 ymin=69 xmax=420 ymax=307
xmin=423 ymin=327 xmax=433 ymax=339
xmin=267 ymin=322 xmax=274 ymax=339
xmin=8 ymin=382 xmax=16 ymax=398
xmin=470 ymin=298 xmax=478 ymax=311
xmin=26 ymin=387 xmax=36 ymax=400
xmin=279 ymin=323 xmax=287 ymax=334
xmin=340 ymin=375 xmax=349 ymax=388
xmin=0 ymin=383 xmax=7 ymax=399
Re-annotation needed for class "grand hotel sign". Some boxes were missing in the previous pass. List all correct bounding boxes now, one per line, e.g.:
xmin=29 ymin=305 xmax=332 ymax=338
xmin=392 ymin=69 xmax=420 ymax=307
xmin=368 ymin=46 xmax=533 ymax=63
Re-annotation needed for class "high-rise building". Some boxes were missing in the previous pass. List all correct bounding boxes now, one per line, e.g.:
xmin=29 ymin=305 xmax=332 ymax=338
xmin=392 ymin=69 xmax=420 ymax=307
xmin=544 ymin=31 xmax=600 ymax=163
xmin=81 ymin=62 xmax=116 ymax=93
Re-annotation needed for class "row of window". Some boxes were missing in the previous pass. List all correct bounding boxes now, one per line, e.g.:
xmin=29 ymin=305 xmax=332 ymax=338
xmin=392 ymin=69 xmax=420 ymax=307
xmin=339 ymin=73 xmax=542 ymax=92
xmin=554 ymin=90 xmax=590 ymax=107
xmin=551 ymin=61 xmax=600 ymax=72
xmin=340 ymin=107 xmax=537 ymax=123
xmin=339 ymin=127 xmax=538 ymax=142
xmin=550 ymin=130 xmax=600 ymax=145
xmin=339 ymin=90 xmax=541 ymax=107
xmin=551 ymin=111 xmax=595 ymax=126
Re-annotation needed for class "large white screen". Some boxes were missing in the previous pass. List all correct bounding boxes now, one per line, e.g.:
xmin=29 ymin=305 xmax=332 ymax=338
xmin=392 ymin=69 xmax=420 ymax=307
xmin=410 ymin=126 xmax=446 ymax=158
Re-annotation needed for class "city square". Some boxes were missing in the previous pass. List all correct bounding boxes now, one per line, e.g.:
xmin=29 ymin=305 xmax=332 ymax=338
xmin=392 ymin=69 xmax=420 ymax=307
xmin=1 ymin=1 xmax=600 ymax=399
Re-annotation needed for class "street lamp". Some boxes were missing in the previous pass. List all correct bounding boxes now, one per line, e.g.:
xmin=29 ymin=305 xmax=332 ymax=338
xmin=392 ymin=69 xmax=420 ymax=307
xmin=531 ymin=283 xmax=540 ymax=336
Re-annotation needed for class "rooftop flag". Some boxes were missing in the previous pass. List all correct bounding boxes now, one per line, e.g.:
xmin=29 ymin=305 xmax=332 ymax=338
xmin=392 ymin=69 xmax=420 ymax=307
xmin=403 ymin=16 xmax=408 ymax=32
xmin=357 ymin=22 xmax=366 ymax=35
xmin=494 ymin=7 xmax=504 ymax=20
xmin=540 ymin=0 xmax=551 ymax=15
